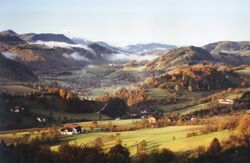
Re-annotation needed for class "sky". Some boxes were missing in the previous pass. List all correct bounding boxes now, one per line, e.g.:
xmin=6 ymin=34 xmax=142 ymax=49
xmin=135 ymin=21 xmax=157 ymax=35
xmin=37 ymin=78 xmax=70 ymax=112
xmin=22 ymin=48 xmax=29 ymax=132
xmin=0 ymin=0 xmax=250 ymax=46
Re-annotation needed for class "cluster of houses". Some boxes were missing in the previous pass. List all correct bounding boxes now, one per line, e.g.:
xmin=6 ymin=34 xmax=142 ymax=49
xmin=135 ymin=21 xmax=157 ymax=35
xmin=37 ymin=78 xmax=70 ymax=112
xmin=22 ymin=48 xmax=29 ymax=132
xmin=128 ymin=108 xmax=163 ymax=120
xmin=10 ymin=106 xmax=25 ymax=113
xmin=36 ymin=117 xmax=46 ymax=123
xmin=60 ymin=125 xmax=109 ymax=135
xmin=60 ymin=125 xmax=84 ymax=135
xmin=218 ymin=99 xmax=234 ymax=105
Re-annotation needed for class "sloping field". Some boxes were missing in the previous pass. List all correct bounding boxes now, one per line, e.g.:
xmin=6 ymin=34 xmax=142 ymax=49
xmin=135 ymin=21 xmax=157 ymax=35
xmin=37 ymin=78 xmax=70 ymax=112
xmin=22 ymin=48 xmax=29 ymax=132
xmin=51 ymin=125 xmax=232 ymax=155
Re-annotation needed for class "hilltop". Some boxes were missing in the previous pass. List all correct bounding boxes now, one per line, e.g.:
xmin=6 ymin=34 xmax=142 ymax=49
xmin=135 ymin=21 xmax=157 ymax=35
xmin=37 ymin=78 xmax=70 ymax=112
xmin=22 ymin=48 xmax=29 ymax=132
xmin=146 ymin=46 xmax=214 ymax=71
xmin=0 ymin=53 xmax=37 ymax=82
xmin=203 ymin=41 xmax=250 ymax=65
xmin=0 ymin=30 xmax=116 ymax=73
xmin=142 ymin=64 xmax=244 ymax=92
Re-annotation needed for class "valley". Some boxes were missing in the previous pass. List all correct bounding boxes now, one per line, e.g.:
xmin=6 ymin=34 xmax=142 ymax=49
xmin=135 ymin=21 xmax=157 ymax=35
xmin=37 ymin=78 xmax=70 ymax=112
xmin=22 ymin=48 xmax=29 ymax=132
xmin=0 ymin=29 xmax=250 ymax=162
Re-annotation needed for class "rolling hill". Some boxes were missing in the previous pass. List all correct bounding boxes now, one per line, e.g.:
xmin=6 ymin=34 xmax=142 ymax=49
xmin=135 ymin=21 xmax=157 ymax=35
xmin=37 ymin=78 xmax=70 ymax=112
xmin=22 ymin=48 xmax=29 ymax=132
xmin=142 ymin=64 xmax=244 ymax=91
xmin=0 ymin=30 xmax=117 ymax=73
xmin=123 ymin=43 xmax=177 ymax=53
xmin=146 ymin=46 xmax=214 ymax=71
xmin=0 ymin=53 xmax=37 ymax=82
xmin=203 ymin=41 xmax=250 ymax=54
xmin=19 ymin=33 xmax=76 ymax=44
xmin=203 ymin=41 xmax=250 ymax=65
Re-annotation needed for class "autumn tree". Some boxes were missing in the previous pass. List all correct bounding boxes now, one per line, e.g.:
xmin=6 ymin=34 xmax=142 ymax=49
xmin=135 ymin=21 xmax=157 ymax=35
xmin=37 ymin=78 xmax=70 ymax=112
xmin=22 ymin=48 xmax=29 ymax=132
xmin=237 ymin=115 xmax=250 ymax=144
xmin=207 ymin=138 xmax=222 ymax=155
xmin=148 ymin=148 xmax=175 ymax=163
xmin=93 ymin=137 xmax=104 ymax=150
xmin=59 ymin=89 xmax=67 ymax=99
xmin=108 ymin=144 xmax=131 ymax=163
xmin=137 ymin=140 xmax=147 ymax=154
xmin=237 ymin=115 xmax=250 ymax=137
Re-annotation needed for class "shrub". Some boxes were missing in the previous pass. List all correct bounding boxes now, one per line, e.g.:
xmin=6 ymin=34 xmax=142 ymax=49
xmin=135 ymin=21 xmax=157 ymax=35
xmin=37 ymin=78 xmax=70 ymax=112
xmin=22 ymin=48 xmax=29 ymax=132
xmin=108 ymin=144 xmax=131 ymax=163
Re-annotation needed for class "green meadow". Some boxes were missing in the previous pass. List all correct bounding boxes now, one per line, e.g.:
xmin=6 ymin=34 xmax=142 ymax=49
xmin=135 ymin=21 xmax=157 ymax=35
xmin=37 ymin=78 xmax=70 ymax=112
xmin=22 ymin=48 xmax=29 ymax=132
xmin=51 ymin=125 xmax=232 ymax=156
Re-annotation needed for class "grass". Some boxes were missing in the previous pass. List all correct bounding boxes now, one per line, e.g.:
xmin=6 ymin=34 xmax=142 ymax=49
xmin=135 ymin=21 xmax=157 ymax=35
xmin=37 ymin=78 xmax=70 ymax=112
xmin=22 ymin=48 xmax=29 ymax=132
xmin=148 ymin=89 xmax=218 ymax=113
xmin=73 ymin=118 xmax=141 ymax=127
xmin=8 ymin=95 xmax=110 ymax=121
xmin=105 ymin=65 xmax=145 ymax=79
xmin=236 ymin=66 xmax=250 ymax=80
xmin=178 ymin=103 xmax=210 ymax=115
xmin=86 ymin=87 xmax=120 ymax=99
xmin=0 ymin=85 xmax=38 ymax=94
xmin=30 ymin=108 xmax=110 ymax=121
xmin=0 ymin=119 xmax=138 ymax=140
xmin=50 ymin=125 xmax=233 ymax=155
xmin=122 ymin=66 xmax=146 ymax=72
xmin=147 ymin=88 xmax=171 ymax=100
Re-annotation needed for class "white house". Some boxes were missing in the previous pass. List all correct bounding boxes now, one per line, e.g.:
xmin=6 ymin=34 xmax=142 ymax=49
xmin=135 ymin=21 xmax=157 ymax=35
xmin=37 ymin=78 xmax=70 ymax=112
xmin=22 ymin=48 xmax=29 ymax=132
xmin=60 ymin=126 xmax=83 ymax=135
xmin=218 ymin=99 xmax=234 ymax=105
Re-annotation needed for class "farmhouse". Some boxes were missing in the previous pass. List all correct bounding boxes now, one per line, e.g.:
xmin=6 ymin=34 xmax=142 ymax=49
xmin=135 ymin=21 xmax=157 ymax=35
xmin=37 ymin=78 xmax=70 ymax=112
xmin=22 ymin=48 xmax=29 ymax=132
xmin=10 ymin=106 xmax=25 ymax=113
xmin=147 ymin=116 xmax=156 ymax=123
xmin=218 ymin=99 xmax=234 ymax=105
xmin=36 ymin=117 xmax=46 ymax=123
xmin=60 ymin=126 xmax=83 ymax=135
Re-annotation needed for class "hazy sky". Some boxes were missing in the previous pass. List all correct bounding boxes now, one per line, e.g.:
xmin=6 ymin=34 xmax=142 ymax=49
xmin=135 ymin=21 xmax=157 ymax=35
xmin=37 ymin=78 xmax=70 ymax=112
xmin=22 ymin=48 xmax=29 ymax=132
xmin=1 ymin=0 xmax=249 ymax=46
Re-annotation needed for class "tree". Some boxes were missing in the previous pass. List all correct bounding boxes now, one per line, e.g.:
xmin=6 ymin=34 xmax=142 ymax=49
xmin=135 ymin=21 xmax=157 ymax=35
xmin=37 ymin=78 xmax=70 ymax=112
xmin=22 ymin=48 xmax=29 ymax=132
xmin=237 ymin=115 xmax=250 ymax=141
xmin=207 ymin=138 xmax=222 ymax=155
xmin=101 ymin=98 xmax=128 ymax=118
xmin=148 ymin=148 xmax=175 ymax=163
xmin=134 ymin=153 xmax=149 ymax=163
xmin=174 ymin=85 xmax=180 ymax=92
xmin=66 ymin=92 xmax=77 ymax=100
xmin=93 ymin=137 xmax=104 ymax=150
xmin=137 ymin=140 xmax=147 ymax=154
xmin=108 ymin=144 xmax=131 ymax=163
xmin=193 ymin=145 xmax=206 ymax=158
xmin=34 ymin=146 xmax=57 ymax=163
xmin=59 ymin=89 xmax=67 ymax=99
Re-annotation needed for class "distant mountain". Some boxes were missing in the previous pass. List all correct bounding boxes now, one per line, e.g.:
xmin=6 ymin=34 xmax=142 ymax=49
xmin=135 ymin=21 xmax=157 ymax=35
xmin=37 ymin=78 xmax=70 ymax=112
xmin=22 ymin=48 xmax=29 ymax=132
xmin=203 ymin=41 xmax=250 ymax=54
xmin=95 ymin=41 xmax=123 ymax=52
xmin=20 ymin=33 xmax=75 ymax=44
xmin=123 ymin=43 xmax=177 ymax=54
xmin=88 ymin=42 xmax=115 ymax=55
xmin=203 ymin=41 xmax=250 ymax=65
xmin=146 ymin=46 xmax=214 ymax=71
xmin=0 ymin=30 xmax=25 ymax=44
xmin=0 ymin=30 xmax=18 ymax=36
xmin=0 ymin=30 xmax=117 ymax=73
xmin=142 ymin=64 xmax=242 ymax=91
xmin=72 ymin=37 xmax=92 ymax=45
xmin=0 ymin=53 xmax=37 ymax=82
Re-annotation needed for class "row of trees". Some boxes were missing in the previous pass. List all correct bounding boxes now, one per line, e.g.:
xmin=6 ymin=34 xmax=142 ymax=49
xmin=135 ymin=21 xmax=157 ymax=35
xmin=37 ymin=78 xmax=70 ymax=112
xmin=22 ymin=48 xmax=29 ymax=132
xmin=1 ymin=135 xmax=249 ymax=163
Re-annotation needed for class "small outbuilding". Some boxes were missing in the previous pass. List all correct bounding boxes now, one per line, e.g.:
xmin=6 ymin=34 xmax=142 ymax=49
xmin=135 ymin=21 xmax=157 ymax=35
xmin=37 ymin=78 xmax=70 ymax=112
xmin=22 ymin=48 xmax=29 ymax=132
xmin=60 ymin=126 xmax=83 ymax=135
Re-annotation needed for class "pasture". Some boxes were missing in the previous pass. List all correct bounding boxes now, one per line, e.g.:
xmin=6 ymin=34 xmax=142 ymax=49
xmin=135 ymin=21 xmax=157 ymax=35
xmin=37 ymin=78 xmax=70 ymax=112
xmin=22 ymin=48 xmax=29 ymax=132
xmin=236 ymin=66 xmax=250 ymax=80
xmin=51 ymin=125 xmax=232 ymax=155
xmin=0 ymin=84 xmax=38 ymax=94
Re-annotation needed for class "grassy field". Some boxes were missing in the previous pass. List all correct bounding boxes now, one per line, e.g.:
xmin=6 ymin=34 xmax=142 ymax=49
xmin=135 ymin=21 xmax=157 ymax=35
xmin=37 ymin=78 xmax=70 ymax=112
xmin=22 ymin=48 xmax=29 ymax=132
xmin=0 ymin=119 xmax=138 ymax=139
xmin=0 ymin=85 xmax=38 ymax=94
xmin=75 ymin=118 xmax=140 ymax=126
xmin=86 ymin=87 xmax=121 ymax=99
xmin=147 ymin=88 xmax=173 ymax=100
xmin=105 ymin=65 xmax=145 ymax=79
xmin=122 ymin=65 xmax=146 ymax=72
xmin=51 ymin=125 xmax=233 ymax=155
xmin=236 ymin=66 xmax=250 ymax=80
xmin=177 ymin=103 xmax=211 ymax=115
xmin=148 ymin=89 xmax=218 ymax=113
xmin=30 ymin=108 xmax=110 ymax=121
xmin=8 ymin=94 xmax=110 ymax=121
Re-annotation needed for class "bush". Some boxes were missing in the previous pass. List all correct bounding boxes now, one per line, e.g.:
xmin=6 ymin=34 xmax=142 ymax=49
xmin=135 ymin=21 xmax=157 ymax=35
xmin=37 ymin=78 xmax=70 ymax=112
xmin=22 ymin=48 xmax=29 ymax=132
xmin=108 ymin=144 xmax=131 ymax=163
xmin=207 ymin=138 xmax=222 ymax=155
xmin=148 ymin=149 xmax=175 ymax=163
